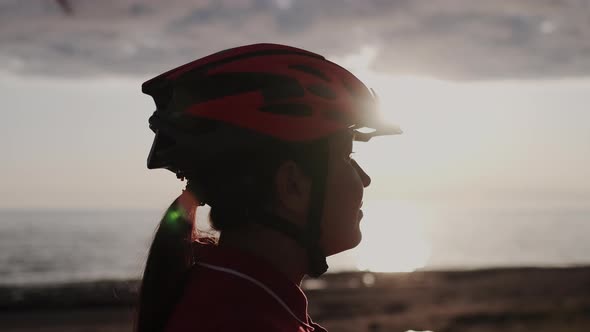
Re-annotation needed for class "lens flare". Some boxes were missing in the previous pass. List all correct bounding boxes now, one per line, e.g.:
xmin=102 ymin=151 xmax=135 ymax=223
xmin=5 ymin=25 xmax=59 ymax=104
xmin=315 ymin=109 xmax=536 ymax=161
xmin=166 ymin=209 xmax=183 ymax=230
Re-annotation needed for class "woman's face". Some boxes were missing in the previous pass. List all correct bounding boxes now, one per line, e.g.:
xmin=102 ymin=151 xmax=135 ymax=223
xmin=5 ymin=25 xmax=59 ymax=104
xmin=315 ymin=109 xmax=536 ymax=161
xmin=320 ymin=130 xmax=371 ymax=256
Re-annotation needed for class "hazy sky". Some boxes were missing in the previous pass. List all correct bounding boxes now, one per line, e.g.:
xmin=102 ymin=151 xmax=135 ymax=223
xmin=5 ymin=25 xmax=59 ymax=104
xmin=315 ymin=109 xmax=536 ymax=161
xmin=1 ymin=1 xmax=589 ymax=209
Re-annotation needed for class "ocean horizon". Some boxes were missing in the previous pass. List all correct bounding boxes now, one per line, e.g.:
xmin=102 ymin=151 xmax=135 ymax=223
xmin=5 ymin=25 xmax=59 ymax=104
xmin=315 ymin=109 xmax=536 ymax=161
xmin=1 ymin=200 xmax=589 ymax=286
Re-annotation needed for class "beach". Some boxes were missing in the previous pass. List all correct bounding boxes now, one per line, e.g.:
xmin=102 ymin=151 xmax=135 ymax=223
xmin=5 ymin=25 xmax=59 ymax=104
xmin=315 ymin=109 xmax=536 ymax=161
xmin=2 ymin=267 xmax=589 ymax=332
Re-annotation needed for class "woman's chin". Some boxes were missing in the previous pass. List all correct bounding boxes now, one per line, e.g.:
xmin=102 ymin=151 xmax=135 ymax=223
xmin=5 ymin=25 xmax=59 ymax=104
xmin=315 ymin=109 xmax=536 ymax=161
xmin=324 ymin=230 xmax=362 ymax=256
xmin=352 ymin=228 xmax=363 ymax=248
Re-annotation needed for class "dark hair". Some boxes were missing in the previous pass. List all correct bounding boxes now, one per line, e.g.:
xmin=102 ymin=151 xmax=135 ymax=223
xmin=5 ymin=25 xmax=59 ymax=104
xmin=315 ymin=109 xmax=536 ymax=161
xmin=133 ymin=191 xmax=199 ymax=332
xmin=133 ymin=133 xmax=323 ymax=332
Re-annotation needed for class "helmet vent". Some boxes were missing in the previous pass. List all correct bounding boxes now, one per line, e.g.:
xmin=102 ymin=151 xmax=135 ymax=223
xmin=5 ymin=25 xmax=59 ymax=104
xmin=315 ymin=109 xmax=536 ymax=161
xmin=259 ymin=103 xmax=312 ymax=117
xmin=322 ymin=109 xmax=348 ymax=123
xmin=180 ymin=72 xmax=304 ymax=103
xmin=288 ymin=64 xmax=331 ymax=82
xmin=341 ymin=79 xmax=361 ymax=98
xmin=261 ymin=80 xmax=305 ymax=102
xmin=306 ymin=84 xmax=337 ymax=100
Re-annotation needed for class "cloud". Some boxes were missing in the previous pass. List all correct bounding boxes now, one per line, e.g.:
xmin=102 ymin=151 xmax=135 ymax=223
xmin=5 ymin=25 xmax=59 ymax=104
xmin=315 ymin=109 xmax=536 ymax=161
xmin=1 ymin=0 xmax=589 ymax=80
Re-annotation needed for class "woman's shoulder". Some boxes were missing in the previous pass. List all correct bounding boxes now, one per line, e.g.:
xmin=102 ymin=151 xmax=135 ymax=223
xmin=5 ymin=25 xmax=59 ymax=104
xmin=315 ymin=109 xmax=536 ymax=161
xmin=166 ymin=265 xmax=306 ymax=331
xmin=166 ymin=241 xmax=323 ymax=331
xmin=185 ymin=260 xmax=271 ymax=299
xmin=168 ymin=258 xmax=326 ymax=330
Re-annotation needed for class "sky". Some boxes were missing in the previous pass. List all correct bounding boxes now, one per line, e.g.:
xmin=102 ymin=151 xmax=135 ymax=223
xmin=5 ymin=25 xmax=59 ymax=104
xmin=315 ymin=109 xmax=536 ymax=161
xmin=1 ymin=0 xmax=589 ymax=210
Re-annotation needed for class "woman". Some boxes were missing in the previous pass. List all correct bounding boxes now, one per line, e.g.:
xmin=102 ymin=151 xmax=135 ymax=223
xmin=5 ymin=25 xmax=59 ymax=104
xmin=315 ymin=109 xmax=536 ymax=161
xmin=134 ymin=43 xmax=401 ymax=332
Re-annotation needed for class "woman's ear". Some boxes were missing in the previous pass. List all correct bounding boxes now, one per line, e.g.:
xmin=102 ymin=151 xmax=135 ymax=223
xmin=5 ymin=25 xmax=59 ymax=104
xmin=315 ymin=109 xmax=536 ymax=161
xmin=273 ymin=160 xmax=312 ymax=226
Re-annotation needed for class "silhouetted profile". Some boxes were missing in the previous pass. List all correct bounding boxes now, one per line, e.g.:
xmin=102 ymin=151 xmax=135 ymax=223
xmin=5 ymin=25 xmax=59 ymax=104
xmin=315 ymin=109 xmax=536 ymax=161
xmin=134 ymin=43 xmax=402 ymax=332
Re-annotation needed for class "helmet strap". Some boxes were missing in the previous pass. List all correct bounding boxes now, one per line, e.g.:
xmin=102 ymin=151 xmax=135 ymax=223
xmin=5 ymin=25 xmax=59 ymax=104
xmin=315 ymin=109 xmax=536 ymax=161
xmin=250 ymin=212 xmax=308 ymax=246
xmin=248 ymin=209 xmax=328 ymax=278
xmin=248 ymin=138 xmax=331 ymax=278
xmin=303 ymin=137 xmax=330 ymax=278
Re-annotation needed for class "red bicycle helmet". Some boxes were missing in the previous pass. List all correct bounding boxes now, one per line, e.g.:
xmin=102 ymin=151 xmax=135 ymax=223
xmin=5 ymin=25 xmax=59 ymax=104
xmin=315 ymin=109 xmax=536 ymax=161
xmin=143 ymin=43 xmax=401 ymax=277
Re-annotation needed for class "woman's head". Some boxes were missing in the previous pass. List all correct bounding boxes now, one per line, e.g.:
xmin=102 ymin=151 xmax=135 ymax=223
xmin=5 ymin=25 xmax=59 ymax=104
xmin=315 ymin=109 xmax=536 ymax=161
xmin=143 ymin=43 xmax=401 ymax=276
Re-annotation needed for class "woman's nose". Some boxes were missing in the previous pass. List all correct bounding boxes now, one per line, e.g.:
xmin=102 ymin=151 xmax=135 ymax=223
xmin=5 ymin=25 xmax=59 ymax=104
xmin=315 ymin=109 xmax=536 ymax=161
xmin=352 ymin=159 xmax=371 ymax=188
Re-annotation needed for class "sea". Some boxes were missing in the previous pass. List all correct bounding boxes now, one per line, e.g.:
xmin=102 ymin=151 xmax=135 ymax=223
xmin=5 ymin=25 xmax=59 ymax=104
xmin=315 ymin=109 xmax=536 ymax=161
xmin=1 ymin=200 xmax=589 ymax=286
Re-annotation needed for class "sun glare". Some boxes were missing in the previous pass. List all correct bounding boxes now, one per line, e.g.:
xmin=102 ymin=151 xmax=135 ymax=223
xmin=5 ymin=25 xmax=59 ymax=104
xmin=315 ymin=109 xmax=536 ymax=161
xmin=331 ymin=48 xmax=436 ymax=272
xmin=354 ymin=200 xmax=432 ymax=272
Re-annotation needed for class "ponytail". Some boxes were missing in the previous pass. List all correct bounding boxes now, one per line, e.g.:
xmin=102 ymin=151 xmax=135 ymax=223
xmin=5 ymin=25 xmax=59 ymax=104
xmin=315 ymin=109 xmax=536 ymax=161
xmin=134 ymin=187 xmax=199 ymax=332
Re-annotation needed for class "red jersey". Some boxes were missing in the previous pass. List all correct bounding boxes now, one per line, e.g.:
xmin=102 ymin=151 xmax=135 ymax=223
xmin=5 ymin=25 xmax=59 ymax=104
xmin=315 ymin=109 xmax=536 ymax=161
xmin=165 ymin=241 xmax=328 ymax=332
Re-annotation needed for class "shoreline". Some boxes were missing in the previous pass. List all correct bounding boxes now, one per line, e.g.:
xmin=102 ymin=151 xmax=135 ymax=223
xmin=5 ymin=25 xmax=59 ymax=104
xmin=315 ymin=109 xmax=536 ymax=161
xmin=2 ymin=266 xmax=589 ymax=308
xmin=2 ymin=266 xmax=590 ymax=331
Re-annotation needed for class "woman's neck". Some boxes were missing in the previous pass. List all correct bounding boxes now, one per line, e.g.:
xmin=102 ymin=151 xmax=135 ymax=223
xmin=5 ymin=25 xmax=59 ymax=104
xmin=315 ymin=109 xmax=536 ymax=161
xmin=217 ymin=224 xmax=309 ymax=286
